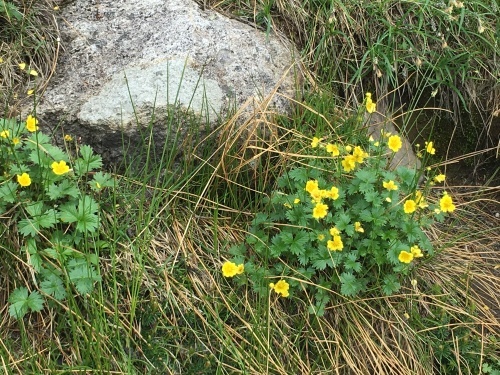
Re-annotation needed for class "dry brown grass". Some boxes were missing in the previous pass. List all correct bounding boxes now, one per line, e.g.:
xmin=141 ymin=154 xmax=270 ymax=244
xmin=0 ymin=0 xmax=60 ymax=115
xmin=126 ymin=93 xmax=499 ymax=374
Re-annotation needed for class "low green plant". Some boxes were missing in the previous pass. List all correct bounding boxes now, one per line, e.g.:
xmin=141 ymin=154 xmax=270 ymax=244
xmin=226 ymin=96 xmax=457 ymax=315
xmin=0 ymin=114 xmax=114 ymax=319
xmin=483 ymin=360 xmax=500 ymax=375
xmin=0 ymin=0 xmax=22 ymax=21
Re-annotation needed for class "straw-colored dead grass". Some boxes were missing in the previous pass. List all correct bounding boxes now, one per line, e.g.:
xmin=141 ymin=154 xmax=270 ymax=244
xmin=129 ymin=92 xmax=499 ymax=373
xmin=137 ymin=189 xmax=498 ymax=373
xmin=0 ymin=0 xmax=60 ymax=114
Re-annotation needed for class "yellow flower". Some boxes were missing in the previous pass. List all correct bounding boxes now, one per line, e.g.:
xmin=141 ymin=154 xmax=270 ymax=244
xmin=353 ymin=146 xmax=367 ymax=163
xmin=17 ymin=172 xmax=31 ymax=187
xmin=345 ymin=145 xmax=352 ymax=152
xmin=305 ymin=180 xmax=319 ymax=194
xmin=398 ymin=251 xmax=414 ymax=264
xmin=383 ymin=180 xmax=398 ymax=191
xmin=26 ymin=115 xmax=38 ymax=132
xmin=13 ymin=137 xmax=20 ymax=145
xmin=388 ymin=135 xmax=402 ymax=152
xmin=18 ymin=63 xmax=26 ymax=70
xmin=222 ymin=261 xmax=244 ymax=277
xmin=293 ymin=198 xmax=300 ymax=204
xmin=434 ymin=208 xmax=441 ymax=214
xmin=341 ymin=155 xmax=356 ymax=172
xmin=439 ymin=193 xmax=455 ymax=212
xmin=311 ymin=137 xmax=321 ymax=148
xmin=410 ymin=245 xmax=423 ymax=258
xmin=270 ymin=280 xmax=289 ymax=297
xmin=414 ymin=191 xmax=428 ymax=209
xmin=29 ymin=69 xmax=38 ymax=76
xmin=366 ymin=101 xmax=376 ymax=114
xmin=354 ymin=222 xmax=364 ymax=233
xmin=365 ymin=93 xmax=376 ymax=113
xmin=51 ymin=160 xmax=70 ymax=175
xmin=326 ymin=143 xmax=340 ymax=156
xmin=381 ymin=130 xmax=392 ymax=138
xmin=327 ymin=235 xmax=343 ymax=251
xmin=64 ymin=134 xmax=73 ymax=141
xmin=312 ymin=202 xmax=328 ymax=219
xmin=425 ymin=141 xmax=436 ymax=155
xmin=283 ymin=203 xmax=292 ymax=209
xmin=27 ymin=89 xmax=34 ymax=96
xmin=0 ymin=130 xmax=9 ymax=138
xmin=322 ymin=186 xmax=339 ymax=200
xmin=434 ymin=174 xmax=445 ymax=183
xmin=317 ymin=234 xmax=325 ymax=241
xmin=310 ymin=188 xmax=323 ymax=203
xmin=403 ymin=199 xmax=417 ymax=214
xmin=329 ymin=227 xmax=340 ymax=236
xmin=385 ymin=197 xmax=392 ymax=202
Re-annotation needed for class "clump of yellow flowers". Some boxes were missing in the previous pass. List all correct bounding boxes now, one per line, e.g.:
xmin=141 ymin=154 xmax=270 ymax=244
xmin=223 ymin=94 xmax=457 ymax=310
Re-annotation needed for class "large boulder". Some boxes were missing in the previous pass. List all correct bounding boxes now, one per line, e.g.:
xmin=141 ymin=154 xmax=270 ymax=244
xmin=33 ymin=0 xmax=298 ymax=163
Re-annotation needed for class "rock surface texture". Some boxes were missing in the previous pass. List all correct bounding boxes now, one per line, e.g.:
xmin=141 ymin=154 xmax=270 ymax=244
xmin=35 ymin=0 xmax=297 ymax=162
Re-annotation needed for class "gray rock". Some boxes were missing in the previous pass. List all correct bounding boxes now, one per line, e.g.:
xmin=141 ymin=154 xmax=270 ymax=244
xmin=34 ymin=0 xmax=298 ymax=163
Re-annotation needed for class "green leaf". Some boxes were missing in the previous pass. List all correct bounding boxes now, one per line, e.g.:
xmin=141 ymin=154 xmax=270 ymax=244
xmin=29 ymin=149 xmax=51 ymax=166
xmin=382 ymin=274 xmax=401 ymax=295
xmin=18 ymin=218 xmax=39 ymax=237
xmin=0 ymin=1 xmax=23 ymax=21
xmin=68 ymin=262 xmax=101 ymax=295
xmin=387 ymin=241 xmax=407 ymax=265
xmin=396 ymin=166 xmax=417 ymax=188
xmin=311 ymin=258 xmax=328 ymax=270
xmin=8 ymin=287 xmax=44 ymax=319
xmin=297 ymin=267 xmax=315 ymax=279
xmin=47 ymin=180 xmax=80 ymax=200
xmin=74 ymin=145 xmax=102 ymax=175
xmin=229 ymin=244 xmax=246 ymax=258
xmin=25 ymin=201 xmax=43 ymax=217
xmin=359 ymin=209 xmax=373 ymax=222
xmin=251 ymin=212 xmax=269 ymax=226
xmin=60 ymin=196 xmax=100 ymax=233
xmin=270 ymin=234 xmax=287 ymax=257
xmin=285 ymin=206 xmax=307 ymax=226
xmin=90 ymin=172 xmax=115 ymax=190
xmin=0 ymin=182 xmax=18 ymax=203
xmin=288 ymin=230 xmax=309 ymax=255
xmin=18 ymin=206 xmax=58 ymax=237
xmin=335 ymin=212 xmax=351 ymax=231
xmin=359 ymin=182 xmax=374 ymax=195
xmin=355 ymin=169 xmax=377 ymax=183
xmin=364 ymin=190 xmax=382 ymax=205
xmin=40 ymin=273 xmax=67 ymax=300
xmin=339 ymin=272 xmax=361 ymax=297
xmin=287 ymin=168 xmax=309 ymax=183
xmin=371 ymin=206 xmax=387 ymax=226
xmin=26 ymin=132 xmax=51 ymax=150
xmin=344 ymin=253 xmax=362 ymax=273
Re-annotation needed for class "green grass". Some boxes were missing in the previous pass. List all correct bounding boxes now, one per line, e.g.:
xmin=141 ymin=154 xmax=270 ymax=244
xmin=1 ymin=0 xmax=500 ymax=374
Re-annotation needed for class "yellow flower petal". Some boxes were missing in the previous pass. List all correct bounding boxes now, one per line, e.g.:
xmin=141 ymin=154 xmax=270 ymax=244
xmin=51 ymin=160 xmax=70 ymax=175
xmin=26 ymin=115 xmax=39 ymax=132
xmin=17 ymin=172 xmax=32 ymax=187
